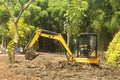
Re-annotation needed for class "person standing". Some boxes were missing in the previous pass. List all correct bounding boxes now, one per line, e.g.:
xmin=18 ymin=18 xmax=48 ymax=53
xmin=73 ymin=39 xmax=77 ymax=56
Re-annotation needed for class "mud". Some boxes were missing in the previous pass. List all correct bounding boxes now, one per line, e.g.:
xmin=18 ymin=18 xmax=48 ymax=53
xmin=0 ymin=52 xmax=120 ymax=80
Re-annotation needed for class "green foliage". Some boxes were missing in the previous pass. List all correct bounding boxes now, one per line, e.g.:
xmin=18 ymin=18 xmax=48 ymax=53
xmin=64 ymin=0 xmax=88 ymax=36
xmin=0 ymin=5 xmax=10 ymax=45
xmin=0 ymin=1 xmax=2 ymax=5
xmin=8 ymin=18 xmax=35 ymax=46
xmin=1 ymin=0 xmax=120 ymax=51
xmin=23 ymin=4 xmax=41 ymax=26
xmin=7 ymin=39 xmax=16 ymax=52
xmin=40 ymin=10 xmax=48 ymax=18
xmin=0 ymin=24 xmax=8 ymax=38
xmin=14 ymin=5 xmax=20 ymax=17
xmin=88 ymin=0 xmax=120 ymax=34
xmin=87 ymin=0 xmax=106 ymax=32
xmin=37 ymin=0 xmax=69 ymax=32
xmin=0 ymin=5 xmax=10 ymax=23
xmin=91 ymin=9 xmax=105 ymax=31
xmin=48 ymin=0 xmax=68 ymax=17
xmin=86 ymin=0 xmax=120 ymax=50
xmin=108 ymin=11 xmax=120 ymax=34
xmin=106 ymin=31 xmax=120 ymax=66
xmin=109 ymin=0 xmax=120 ymax=11
xmin=35 ymin=0 xmax=48 ymax=10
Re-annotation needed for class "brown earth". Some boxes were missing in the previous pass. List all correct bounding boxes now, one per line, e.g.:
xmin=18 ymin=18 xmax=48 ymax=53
xmin=0 ymin=52 xmax=120 ymax=80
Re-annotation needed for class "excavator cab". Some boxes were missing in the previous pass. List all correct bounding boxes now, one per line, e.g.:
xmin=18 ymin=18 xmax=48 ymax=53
xmin=76 ymin=33 xmax=97 ymax=58
xmin=74 ymin=33 xmax=99 ymax=64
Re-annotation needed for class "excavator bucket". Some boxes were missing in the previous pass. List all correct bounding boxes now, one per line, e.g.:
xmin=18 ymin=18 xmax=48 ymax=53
xmin=25 ymin=50 xmax=39 ymax=60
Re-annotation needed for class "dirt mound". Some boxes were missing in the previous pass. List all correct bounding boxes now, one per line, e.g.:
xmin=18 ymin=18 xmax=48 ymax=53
xmin=8 ymin=52 xmax=120 ymax=80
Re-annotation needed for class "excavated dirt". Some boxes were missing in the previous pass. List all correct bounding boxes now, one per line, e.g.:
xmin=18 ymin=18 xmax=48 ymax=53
xmin=0 ymin=52 xmax=120 ymax=80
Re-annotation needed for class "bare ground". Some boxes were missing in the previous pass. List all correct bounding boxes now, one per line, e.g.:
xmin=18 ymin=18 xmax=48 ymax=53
xmin=0 ymin=52 xmax=120 ymax=80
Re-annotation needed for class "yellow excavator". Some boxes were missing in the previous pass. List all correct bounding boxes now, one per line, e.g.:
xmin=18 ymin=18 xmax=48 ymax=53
xmin=24 ymin=29 xmax=100 ymax=64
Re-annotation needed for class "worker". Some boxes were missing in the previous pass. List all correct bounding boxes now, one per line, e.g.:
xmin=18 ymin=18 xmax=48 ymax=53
xmin=80 ymin=43 xmax=89 ymax=57
xmin=73 ymin=39 xmax=77 ymax=56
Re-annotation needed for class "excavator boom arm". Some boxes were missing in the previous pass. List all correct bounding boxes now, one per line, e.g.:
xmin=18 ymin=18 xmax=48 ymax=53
xmin=24 ymin=29 xmax=74 ymax=61
xmin=24 ymin=30 xmax=41 ymax=50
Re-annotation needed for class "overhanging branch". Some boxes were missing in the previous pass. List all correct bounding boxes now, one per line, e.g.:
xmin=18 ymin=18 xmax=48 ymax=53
xmin=3 ymin=0 xmax=15 ymax=23
xmin=16 ymin=0 xmax=33 ymax=23
xmin=18 ymin=0 xmax=24 ymax=9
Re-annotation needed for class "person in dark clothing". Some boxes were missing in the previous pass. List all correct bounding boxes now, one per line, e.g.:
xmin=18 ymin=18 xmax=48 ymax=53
xmin=73 ymin=39 xmax=77 ymax=56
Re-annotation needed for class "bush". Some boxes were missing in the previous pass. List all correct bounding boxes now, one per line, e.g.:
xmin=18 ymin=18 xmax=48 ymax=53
xmin=106 ymin=30 xmax=120 ymax=66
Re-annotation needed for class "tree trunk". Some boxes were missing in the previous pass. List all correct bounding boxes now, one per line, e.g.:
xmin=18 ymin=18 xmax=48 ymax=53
xmin=2 ymin=36 xmax=4 ymax=47
xmin=14 ymin=23 xmax=18 ymax=43
xmin=10 ymin=23 xmax=18 ymax=63
xmin=67 ymin=33 xmax=70 ymax=46
xmin=1 ymin=23 xmax=4 ymax=47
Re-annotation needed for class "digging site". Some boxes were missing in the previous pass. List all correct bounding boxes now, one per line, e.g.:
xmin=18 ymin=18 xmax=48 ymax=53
xmin=1 ymin=0 xmax=120 ymax=80
xmin=0 ymin=52 xmax=120 ymax=80
xmin=0 ymin=29 xmax=120 ymax=80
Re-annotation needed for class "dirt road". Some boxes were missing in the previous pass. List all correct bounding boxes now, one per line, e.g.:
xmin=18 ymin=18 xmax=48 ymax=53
xmin=0 ymin=52 xmax=120 ymax=80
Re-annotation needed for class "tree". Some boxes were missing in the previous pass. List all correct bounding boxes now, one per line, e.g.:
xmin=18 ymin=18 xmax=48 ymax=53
xmin=3 ymin=0 xmax=33 ymax=43
xmin=86 ymin=0 xmax=120 ymax=50
xmin=7 ymin=18 xmax=35 ymax=46
xmin=47 ymin=0 xmax=69 ymax=32
xmin=2 ymin=0 xmax=33 ymax=63
xmin=0 ymin=5 xmax=10 ymax=47
xmin=64 ymin=0 xmax=88 ymax=46
xmin=23 ymin=4 xmax=41 ymax=26
xmin=86 ymin=0 xmax=109 ymax=50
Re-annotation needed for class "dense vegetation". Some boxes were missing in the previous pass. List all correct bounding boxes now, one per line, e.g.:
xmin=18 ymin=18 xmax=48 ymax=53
xmin=0 ymin=0 xmax=120 ymax=52
xmin=106 ymin=31 xmax=120 ymax=66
